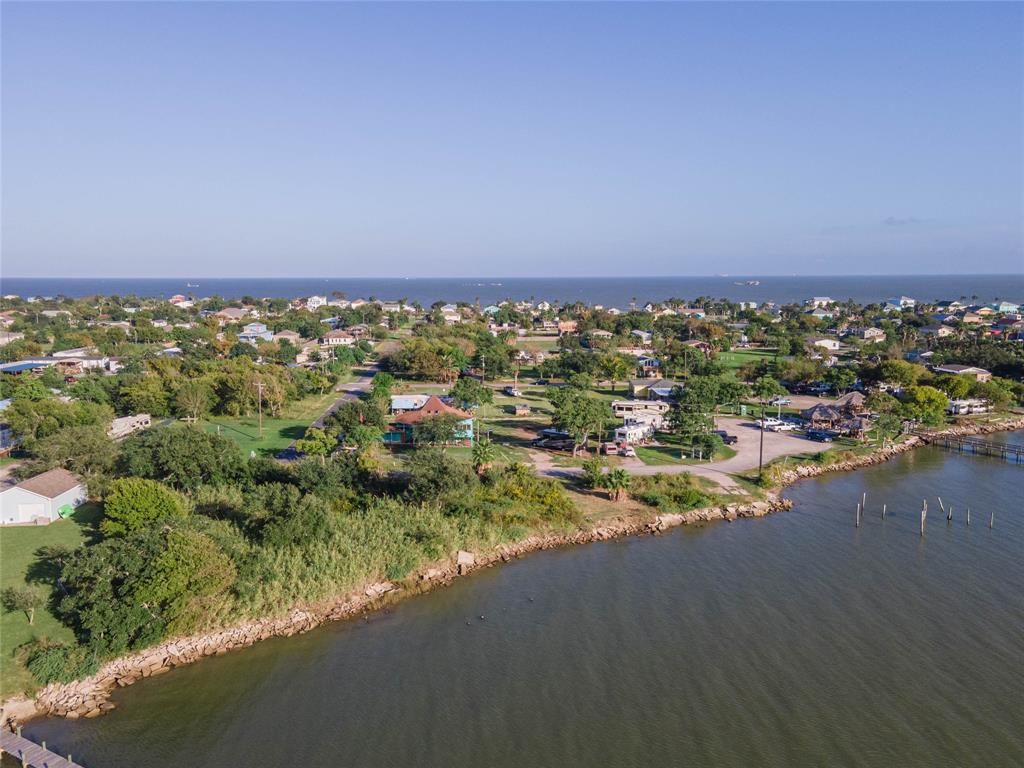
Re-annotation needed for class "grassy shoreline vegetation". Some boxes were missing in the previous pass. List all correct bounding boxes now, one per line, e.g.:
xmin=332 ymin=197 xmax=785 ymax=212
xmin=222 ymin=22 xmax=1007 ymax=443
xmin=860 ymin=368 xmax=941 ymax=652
xmin=2 ymin=290 xmax=1024 ymax=702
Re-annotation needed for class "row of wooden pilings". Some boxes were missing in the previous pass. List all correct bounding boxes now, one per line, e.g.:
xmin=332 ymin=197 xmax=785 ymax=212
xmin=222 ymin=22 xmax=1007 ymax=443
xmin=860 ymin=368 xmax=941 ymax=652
xmin=853 ymin=492 xmax=994 ymax=534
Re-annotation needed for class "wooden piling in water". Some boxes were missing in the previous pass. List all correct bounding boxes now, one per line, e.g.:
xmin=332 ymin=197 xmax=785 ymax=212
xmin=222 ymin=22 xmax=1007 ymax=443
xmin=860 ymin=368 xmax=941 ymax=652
xmin=882 ymin=503 xmax=887 ymax=519
xmin=920 ymin=500 xmax=927 ymax=536
xmin=947 ymin=505 xmax=953 ymax=523
xmin=855 ymin=503 xmax=861 ymax=528
xmin=937 ymin=496 xmax=945 ymax=514
xmin=989 ymin=512 xmax=994 ymax=529
xmin=966 ymin=507 xmax=971 ymax=526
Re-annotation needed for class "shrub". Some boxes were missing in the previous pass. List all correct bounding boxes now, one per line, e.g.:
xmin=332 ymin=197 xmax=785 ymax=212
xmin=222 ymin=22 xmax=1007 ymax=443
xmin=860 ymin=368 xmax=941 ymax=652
xmin=101 ymin=477 xmax=188 ymax=537
xmin=23 ymin=640 xmax=100 ymax=686
xmin=631 ymin=474 xmax=710 ymax=513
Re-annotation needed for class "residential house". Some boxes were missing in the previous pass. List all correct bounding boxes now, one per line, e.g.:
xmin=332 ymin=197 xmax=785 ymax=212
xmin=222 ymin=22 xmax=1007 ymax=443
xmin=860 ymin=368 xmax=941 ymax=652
xmin=805 ymin=297 xmax=835 ymax=308
xmin=630 ymin=329 xmax=653 ymax=345
xmin=273 ymin=330 xmax=304 ymax=344
xmin=557 ymin=320 xmax=579 ymax=335
xmin=960 ymin=312 xmax=983 ymax=324
xmin=215 ymin=307 xmax=252 ymax=324
xmin=988 ymin=301 xmax=1020 ymax=314
xmin=635 ymin=355 xmax=661 ymax=378
xmin=629 ymin=378 xmax=680 ymax=400
xmin=306 ymin=295 xmax=328 ymax=311
xmin=239 ymin=323 xmax=274 ymax=344
xmin=920 ymin=324 xmax=954 ymax=339
xmin=390 ymin=394 xmax=432 ymax=413
xmin=0 ymin=331 xmax=24 ymax=346
xmin=811 ymin=338 xmax=841 ymax=352
xmin=884 ymin=296 xmax=916 ymax=312
xmin=1 ymin=468 xmax=87 ymax=526
xmin=931 ymin=364 xmax=992 ymax=382
xmin=384 ymin=395 xmax=474 ymax=446
xmin=536 ymin=301 xmax=552 ymax=311
xmin=677 ymin=308 xmax=706 ymax=319
xmin=807 ymin=307 xmax=836 ymax=321
xmin=852 ymin=327 xmax=885 ymax=343
xmin=320 ymin=329 xmax=356 ymax=347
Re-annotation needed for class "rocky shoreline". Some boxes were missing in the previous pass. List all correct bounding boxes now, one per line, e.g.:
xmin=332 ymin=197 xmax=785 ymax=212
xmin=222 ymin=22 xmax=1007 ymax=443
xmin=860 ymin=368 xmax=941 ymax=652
xmin=769 ymin=415 xmax=1024 ymax=486
xmin=4 ymin=414 xmax=1022 ymax=725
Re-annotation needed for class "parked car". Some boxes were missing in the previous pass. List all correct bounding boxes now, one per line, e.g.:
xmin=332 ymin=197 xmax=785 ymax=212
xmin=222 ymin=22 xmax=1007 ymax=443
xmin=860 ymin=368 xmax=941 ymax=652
xmin=713 ymin=430 xmax=738 ymax=445
xmin=532 ymin=379 xmax=550 ymax=386
xmin=601 ymin=442 xmax=620 ymax=455
xmin=620 ymin=446 xmax=637 ymax=457
xmin=805 ymin=429 xmax=834 ymax=442
xmin=768 ymin=396 xmax=791 ymax=406
xmin=503 ymin=386 xmax=523 ymax=397
xmin=761 ymin=418 xmax=795 ymax=432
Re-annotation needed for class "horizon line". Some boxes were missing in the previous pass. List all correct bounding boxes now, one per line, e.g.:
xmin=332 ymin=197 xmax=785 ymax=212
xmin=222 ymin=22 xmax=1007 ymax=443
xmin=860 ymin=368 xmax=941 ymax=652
xmin=3 ymin=272 xmax=1022 ymax=281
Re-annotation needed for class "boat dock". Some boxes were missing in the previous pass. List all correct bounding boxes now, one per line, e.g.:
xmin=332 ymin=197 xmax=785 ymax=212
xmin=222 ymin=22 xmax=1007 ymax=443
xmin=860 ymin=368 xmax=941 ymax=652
xmin=921 ymin=433 xmax=1024 ymax=463
xmin=0 ymin=729 xmax=82 ymax=768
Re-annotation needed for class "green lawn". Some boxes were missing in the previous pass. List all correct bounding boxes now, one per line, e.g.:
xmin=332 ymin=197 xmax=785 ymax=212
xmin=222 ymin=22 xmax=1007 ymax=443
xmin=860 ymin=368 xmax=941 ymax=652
xmin=635 ymin=442 xmax=737 ymax=466
xmin=202 ymin=390 xmax=341 ymax=457
xmin=717 ymin=348 xmax=777 ymax=371
xmin=0 ymin=504 xmax=102 ymax=698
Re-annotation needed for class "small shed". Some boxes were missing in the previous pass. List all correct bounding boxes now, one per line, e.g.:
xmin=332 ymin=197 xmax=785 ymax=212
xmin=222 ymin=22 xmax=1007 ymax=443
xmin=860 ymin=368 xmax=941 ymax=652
xmin=0 ymin=468 xmax=86 ymax=525
xmin=508 ymin=403 xmax=531 ymax=416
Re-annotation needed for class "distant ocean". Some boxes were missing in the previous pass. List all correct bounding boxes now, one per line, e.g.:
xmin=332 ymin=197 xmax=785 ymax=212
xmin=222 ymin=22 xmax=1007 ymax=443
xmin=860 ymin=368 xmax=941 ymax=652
xmin=1 ymin=275 xmax=1022 ymax=307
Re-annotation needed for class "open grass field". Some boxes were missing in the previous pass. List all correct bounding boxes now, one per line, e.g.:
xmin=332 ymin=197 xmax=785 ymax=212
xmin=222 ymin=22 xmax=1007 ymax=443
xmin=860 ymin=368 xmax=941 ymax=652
xmin=635 ymin=440 xmax=737 ymax=466
xmin=716 ymin=348 xmax=777 ymax=371
xmin=201 ymin=390 xmax=341 ymax=457
xmin=0 ymin=504 xmax=102 ymax=698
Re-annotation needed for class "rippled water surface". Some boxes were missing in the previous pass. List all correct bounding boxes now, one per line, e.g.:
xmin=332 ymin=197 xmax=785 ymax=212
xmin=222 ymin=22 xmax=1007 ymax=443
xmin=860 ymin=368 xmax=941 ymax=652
xmin=23 ymin=437 xmax=1024 ymax=767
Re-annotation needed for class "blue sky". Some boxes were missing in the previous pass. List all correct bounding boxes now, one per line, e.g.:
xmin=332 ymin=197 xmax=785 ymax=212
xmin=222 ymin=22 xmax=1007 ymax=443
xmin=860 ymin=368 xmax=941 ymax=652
xmin=2 ymin=1 xmax=1021 ymax=277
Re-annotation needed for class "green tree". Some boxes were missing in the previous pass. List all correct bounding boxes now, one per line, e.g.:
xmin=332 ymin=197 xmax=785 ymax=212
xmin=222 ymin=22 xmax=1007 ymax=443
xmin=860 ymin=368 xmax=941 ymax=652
xmin=101 ymin=477 xmax=188 ymax=537
xmin=295 ymin=427 xmax=337 ymax=460
xmin=450 ymin=377 xmax=493 ymax=409
xmin=823 ymin=366 xmax=857 ymax=394
xmin=31 ymin=423 xmax=117 ymax=479
xmin=599 ymin=355 xmax=633 ymax=393
xmin=369 ymin=372 xmax=396 ymax=402
xmin=601 ymin=468 xmax=632 ymax=501
xmin=472 ymin=437 xmax=496 ymax=475
xmin=175 ymin=380 xmax=212 ymax=422
xmin=119 ymin=426 xmax=245 ymax=490
xmin=414 ymin=413 xmax=463 ymax=447
xmin=580 ymin=455 xmax=606 ymax=489
xmin=549 ymin=387 xmax=607 ymax=456
xmin=900 ymin=385 xmax=949 ymax=426
xmin=121 ymin=375 xmax=170 ymax=416
xmin=131 ymin=529 xmax=236 ymax=635
xmin=1 ymin=586 xmax=43 ymax=625
xmin=933 ymin=374 xmax=971 ymax=400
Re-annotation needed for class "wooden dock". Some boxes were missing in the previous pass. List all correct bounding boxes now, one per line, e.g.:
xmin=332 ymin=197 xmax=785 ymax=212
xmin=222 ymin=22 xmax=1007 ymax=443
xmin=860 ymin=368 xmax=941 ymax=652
xmin=921 ymin=433 xmax=1024 ymax=463
xmin=0 ymin=729 xmax=82 ymax=768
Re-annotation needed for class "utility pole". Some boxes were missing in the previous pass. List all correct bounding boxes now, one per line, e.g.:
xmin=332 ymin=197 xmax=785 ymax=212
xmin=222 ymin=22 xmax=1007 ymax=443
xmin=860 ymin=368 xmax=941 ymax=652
xmin=256 ymin=379 xmax=264 ymax=439
xmin=758 ymin=397 xmax=766 ymax=481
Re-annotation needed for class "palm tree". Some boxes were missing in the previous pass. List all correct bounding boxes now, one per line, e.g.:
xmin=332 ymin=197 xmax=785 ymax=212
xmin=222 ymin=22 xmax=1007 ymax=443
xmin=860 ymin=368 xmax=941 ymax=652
xmin=602 ymin=468 xmax=632 ymax=502
xmin=472 ymin=438 xmax=496 ymax=475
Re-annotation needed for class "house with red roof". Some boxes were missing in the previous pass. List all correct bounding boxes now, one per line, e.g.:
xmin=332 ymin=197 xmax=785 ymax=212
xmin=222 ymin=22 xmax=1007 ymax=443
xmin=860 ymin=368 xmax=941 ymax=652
xmin=384 ymin=395 xmax=474 ymax=446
